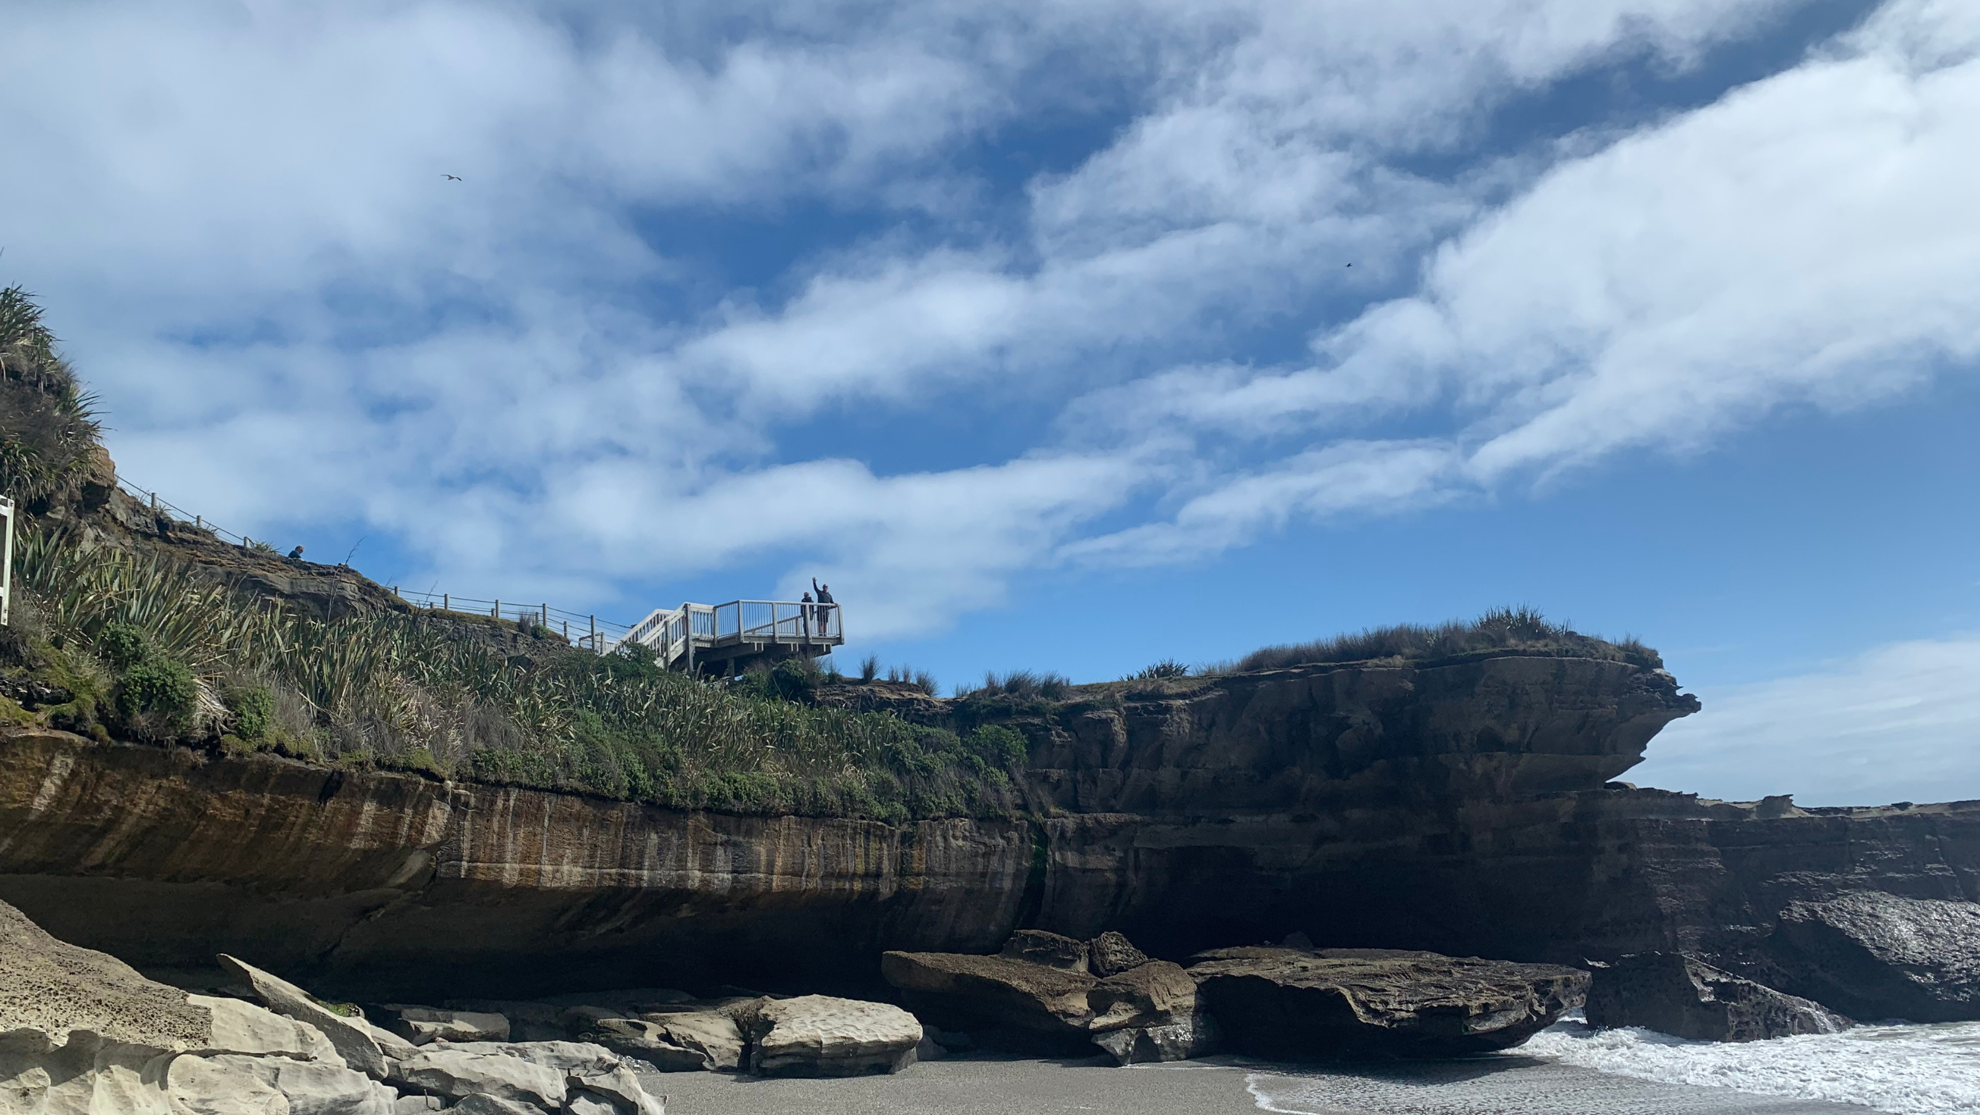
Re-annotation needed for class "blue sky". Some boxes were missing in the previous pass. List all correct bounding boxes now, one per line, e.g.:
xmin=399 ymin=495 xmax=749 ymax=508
xmin=5 ymin=0 xmax=1978 ymax=805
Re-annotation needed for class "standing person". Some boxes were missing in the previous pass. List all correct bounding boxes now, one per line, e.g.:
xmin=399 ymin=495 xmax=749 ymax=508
xmin=812 ymin=578 xmax=835 ymax=638
xmin=800 ymin=590 xmax=814 ymax=639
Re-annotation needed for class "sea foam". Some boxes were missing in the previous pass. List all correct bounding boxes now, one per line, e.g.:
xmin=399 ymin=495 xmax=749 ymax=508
xmin=1521 ymin=1017 xmax=1980 ymax=1115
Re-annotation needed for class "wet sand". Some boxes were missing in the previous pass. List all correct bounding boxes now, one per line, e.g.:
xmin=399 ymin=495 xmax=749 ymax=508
xmin=640 ymin=1052 xmax=1872 ymax=1115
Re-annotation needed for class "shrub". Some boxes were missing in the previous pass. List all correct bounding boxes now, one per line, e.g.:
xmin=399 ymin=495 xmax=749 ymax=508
xmin=860 ymin=655 xmax=879 ymax=682
xmin=966 ymin=724 xmax=1029 ymax=769
xmin=116 ymin=656 xmax=197 ymax=734
xmin=1132 ymin=659 xmax=1190 ymax=680
xmin=223 ymin=684 xmax=274 ymax=741
xmin=96 ymin=623 xmax=150 ymax=671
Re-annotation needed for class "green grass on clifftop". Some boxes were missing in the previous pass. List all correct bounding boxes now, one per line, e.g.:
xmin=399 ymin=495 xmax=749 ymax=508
xmin=1220 ymin=606 xmax=1663 ymax=673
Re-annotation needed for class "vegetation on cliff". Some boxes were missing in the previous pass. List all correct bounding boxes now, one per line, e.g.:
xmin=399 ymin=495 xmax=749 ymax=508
xmin=0 ymin=287 xmax=1663 ymax=825
xmin=0 ymin=287 xmax=101 ymax=510
xmin=1222 ymin=607 xmax=1662 ymax=672
xmin=4 ymin=531 xmax=1025 ymax=821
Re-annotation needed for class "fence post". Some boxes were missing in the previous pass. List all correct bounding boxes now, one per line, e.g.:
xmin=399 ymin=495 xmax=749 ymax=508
xmin=493 ymin=599 xmax=500 ymax=621
xmin=563 ymin=619 xmax=569 ymax=643
xmin=442 ymin=593 xmax=449 ymax=611
xmin=541 ymin=603 xmax=548 ymax=627
xmin=590 ymin=615 xmax=597 ymax=651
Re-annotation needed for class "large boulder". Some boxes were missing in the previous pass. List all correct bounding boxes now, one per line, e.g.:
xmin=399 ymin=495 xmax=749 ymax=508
xmin=588 ymin=1014 xmax=742 ymax=1073
xmin=192 ymin=997 xmax=345 ymax=1066
xmin=219 ymin=956 xmax=415 ymax=1080
xmin=884 ymin=933 xmax=1212 ymax=1062
xmin=881 ymin=951 xmax=1097 ymax=1050
xmin=1188 ymin=947 xmax=1588 ymax=1058
xmin=1773 ymin=893 xmax=1980 ymax=1022
xmin=745 ymin=995 xmax=922 ymax=1078
xmin=384 ymin=1049 xmax=564 ymax=1110
xmin=419 ymin=1043 xmax=663 ymax=1115
xmin=371 ymin=1007 xmax=509 ymax=1046
xmin=1083 ymin=961 xmax=1218 ymax=1064
xmin=999 ymin=930 xmax=1089 ymax=973
xmin=198 ymin=1055 xmax=398 ymax=1115
xmin=1090 ymin=1014 xmax=1220 ymax=1066
xmin=1586 ymin=953 xmax=1849 ymax=1041
xmin=1087 ymin=932 xmax=1150 ymax=978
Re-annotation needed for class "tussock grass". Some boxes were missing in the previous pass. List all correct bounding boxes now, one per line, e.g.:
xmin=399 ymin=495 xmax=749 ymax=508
xmin=8 ymin=529 xmax=1022 ymax=821
xmin=1215 ymin=606 xmax=1662 ymax=673
xmin=0 ymin=286 xmax=102 ymax=509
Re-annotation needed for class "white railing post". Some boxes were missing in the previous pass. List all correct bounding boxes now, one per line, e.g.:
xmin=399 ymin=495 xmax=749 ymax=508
xmin=0 ymin=495 xmax=13 ymax=626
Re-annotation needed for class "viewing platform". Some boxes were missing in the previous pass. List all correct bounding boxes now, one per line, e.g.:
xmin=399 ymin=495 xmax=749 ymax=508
xmin=613 ymin=599 xmax=844 ymax=675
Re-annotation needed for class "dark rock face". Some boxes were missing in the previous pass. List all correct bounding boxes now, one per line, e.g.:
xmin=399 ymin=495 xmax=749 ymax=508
xmin=3 ymin=646 xmax=1978 ymax=1025
xmin=1585 ymin=953 xmax=1848 ymax=1041
xmin=1000 ymin=929 xmax=1089 ymax=973
xmin=1088 ymin=931 xmax=1149 ymax=978
xmin=881 ymin=935 xmax=1202 ymax=1059
xmin=879 ymin=950 xmax=1098 ymax=1051
xmin=1770 ymin=893 xmax=1980 ymax=1022
xmin=1187 ymin=947 xmax=1588 ymax=1059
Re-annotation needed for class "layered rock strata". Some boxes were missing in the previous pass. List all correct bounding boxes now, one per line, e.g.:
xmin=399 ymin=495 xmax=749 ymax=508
xmin=3 ymin=645 xmax=1978 ymax=1023
xmin=1585 ymin=952 xmax=1848 ymax=1041
xmin=1186 ymin=947 xmax=1587 ymax=1058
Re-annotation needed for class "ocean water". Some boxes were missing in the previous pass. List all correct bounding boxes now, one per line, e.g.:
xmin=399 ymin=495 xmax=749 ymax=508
xmin=1241 ymin=1016 xmax=1980 ymax=1115
xmin=1520 ymin=1016 xmax=1980 ymax=1115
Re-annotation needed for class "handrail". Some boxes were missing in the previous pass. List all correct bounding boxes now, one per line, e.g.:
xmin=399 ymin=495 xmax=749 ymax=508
xmin=101 ymin=473 xmax=839 ymax=664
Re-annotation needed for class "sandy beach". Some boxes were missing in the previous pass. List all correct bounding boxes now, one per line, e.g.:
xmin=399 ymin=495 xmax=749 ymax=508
xmin=640 ymin=1052 xmax=1871 ymax=1115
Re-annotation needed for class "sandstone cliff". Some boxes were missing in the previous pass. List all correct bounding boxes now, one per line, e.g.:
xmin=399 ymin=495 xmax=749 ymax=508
xmin=5 ymin=645 xmax=1973 ymax=1020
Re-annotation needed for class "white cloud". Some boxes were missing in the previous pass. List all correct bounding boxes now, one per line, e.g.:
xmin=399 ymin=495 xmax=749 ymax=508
xmin=10 ymin=0 xmax=1973 ymax=649
xmin=1632 ymin=638 xmax=1980 ymax=806
xmin=1078 ymin=0 xmax=1980 ymax=559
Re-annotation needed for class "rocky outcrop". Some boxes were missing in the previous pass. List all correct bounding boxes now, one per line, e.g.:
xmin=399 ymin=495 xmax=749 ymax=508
xmin=1585 ymin=953 xmax=1848 ymax=1041
xmin=0 ymin=899 xmax=670 ymax=1115
xmin=3 ymin=643 xmax=1977 ymax=1027
xmin=881 ymin=950 xmax=1096 ymax=1050
xmin=372 ymin=1009 xmax=510 ymax=1047
xmin=1187 ymin=947 xmax=1588 ymax=1059
xmin=744 ymin=995 xmax=922 ymax=1077
xmin=1769 ymin=893 xmax=1980 ymax=1022
xmin=883 ymin=932 xmax=1210 ymax=1061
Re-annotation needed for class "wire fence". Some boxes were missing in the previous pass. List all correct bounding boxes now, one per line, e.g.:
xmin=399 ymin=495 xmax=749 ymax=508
xmin=396 ymin=589 xmax=632 ymax=651
xmin=109 ymin=472 xmax=635 ymax=652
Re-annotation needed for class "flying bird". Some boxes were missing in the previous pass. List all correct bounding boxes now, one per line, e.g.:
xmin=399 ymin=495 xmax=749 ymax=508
xmin=444 ymin=174 xmax=462 ymax=181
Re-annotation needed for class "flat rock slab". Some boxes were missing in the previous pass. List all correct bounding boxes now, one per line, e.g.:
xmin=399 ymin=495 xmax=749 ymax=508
xmin=1586 ymin=953 xmax=1849 ymax=1041
xmin=748 ymin=995 xmax=921 ymax=1078
xmin=1188 ymin=947 xmax=1588 ymax=1059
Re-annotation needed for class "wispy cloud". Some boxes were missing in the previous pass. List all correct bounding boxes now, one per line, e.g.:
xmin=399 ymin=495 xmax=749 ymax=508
xmin=6 ymin=0 xmax=1975 ymax=642
xmin=1633 ymin=636 xmax=1980 ymax=806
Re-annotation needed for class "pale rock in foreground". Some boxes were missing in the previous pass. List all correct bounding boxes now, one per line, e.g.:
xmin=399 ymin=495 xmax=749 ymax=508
xmin=198 ymin=1055 xmax=397 ymax=1115
xmin=385 ymin=1049 xmax=564 ymax=1109
xmin=218 ymin=956 xmax=404 ymax=1080
xmin=746 ymin=996 xmax=922 ymax=1078
xmin=374 ymin=1009 xmax=509 ymax=1047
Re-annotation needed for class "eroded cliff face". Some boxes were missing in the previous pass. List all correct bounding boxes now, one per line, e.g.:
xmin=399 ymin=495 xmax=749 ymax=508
xmin=0 ymin=729 xmax=1029 ymax=999
xmin=2 ymin=654 xmax=1975 ymax=1015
